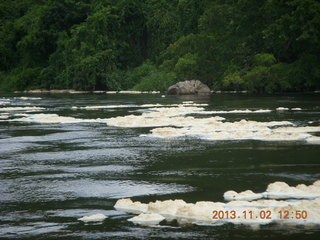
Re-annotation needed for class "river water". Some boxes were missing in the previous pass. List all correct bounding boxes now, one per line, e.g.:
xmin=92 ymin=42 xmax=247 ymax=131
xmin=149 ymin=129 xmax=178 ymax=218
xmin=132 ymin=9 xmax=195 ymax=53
xmin=0 ymin=93 xmax=319 ymax=239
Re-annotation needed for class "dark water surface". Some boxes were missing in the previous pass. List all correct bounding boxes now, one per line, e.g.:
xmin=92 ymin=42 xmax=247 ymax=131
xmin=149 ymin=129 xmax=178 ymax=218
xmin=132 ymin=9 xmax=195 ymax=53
xmin=0 ymin=93 xmax=320 ymax=239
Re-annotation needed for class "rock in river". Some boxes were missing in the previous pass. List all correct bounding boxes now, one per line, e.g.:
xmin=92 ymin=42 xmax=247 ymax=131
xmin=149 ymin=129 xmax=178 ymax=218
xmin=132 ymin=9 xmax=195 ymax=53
xmin=167 ymin=80 xmax=211 ymax=95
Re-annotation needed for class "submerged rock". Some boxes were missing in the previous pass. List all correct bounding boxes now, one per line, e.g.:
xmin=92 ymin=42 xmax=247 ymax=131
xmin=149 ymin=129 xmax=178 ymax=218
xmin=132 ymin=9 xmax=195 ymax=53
xmin=167 ymin=80 xmax=210 ymax=95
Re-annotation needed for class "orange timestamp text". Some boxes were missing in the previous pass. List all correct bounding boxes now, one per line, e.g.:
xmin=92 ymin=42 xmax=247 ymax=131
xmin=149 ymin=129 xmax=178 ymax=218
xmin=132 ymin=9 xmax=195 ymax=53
xmin=212 ymin=210 xmax=308 ymax=220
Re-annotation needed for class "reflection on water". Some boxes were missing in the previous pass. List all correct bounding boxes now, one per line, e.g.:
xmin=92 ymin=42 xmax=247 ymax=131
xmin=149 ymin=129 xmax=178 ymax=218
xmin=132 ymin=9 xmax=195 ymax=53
xmin=0 ymin=93 xmax=320 ymax=239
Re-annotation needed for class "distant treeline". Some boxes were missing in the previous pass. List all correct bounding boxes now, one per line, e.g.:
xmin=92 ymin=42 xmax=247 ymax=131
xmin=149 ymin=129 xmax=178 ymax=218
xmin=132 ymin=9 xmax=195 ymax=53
xmin=0 ymin=0 xmax=319 ymax=93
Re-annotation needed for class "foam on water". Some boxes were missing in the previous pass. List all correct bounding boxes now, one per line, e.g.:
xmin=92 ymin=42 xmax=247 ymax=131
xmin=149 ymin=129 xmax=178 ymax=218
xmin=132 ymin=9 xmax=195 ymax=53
xmin=105 ymin=104 xmax=227 ymax=128
xmin=128 ymin=213 xmax=165 ymax=225
xmin=0 ymin=101 xmax=10 ymax=105
xmin=115 ymin=180 xmax=320 ymax=226
xmin=276 ymin=107 xmax=289 ymax=111
xmin=104 ymin=104 xmax=317 ymax=143
xmin=306 ymin=136 xmax=320 ymax=144
xmin=142 ymin=122 xmax=311 ymax=142
xmin=201 ymin=109 xmax=272 ymax=114
xmin=14 ymin=97 xmax=42 ymax=100
xmin=0 ymin=113 xmax=9 ymax=119
xmin=148 ymin=199 xmax=187 ymax=216
xmin=73 ymin=102 xmax=208 ymax=110
xmin=2 ymin=102 xmax=319 ymax=144
xmin=224 ymin=190 xmax=263 ymax=201
xmin=0 ymin=106 xmax=45 ymax=112
xmin=0 ymin=98 xmax=11 ymax=106
xmin=114 ymin=198 xmax=148 ymax=214
xmin=9 ymin=113 xmax=106 ymax=124
xmin=224 ymin=181 xmax=320 ymax=201
xmin=225 ymin=199 xmax=296 ymax=208
xmin=263 ymin=181 xmax=320 ymax=199
xmin=274 ymin=126 xmax=320 ymax=133
xmin=78 ymin=213 xmax=108 ymax=223
xmin=74 ymin=105 xmax=139 ymax=110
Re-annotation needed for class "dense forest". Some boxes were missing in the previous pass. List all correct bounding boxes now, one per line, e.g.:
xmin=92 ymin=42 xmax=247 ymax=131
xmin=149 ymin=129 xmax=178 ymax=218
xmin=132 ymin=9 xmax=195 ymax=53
xmin=0 ymin=0 xmax=319 ymax=93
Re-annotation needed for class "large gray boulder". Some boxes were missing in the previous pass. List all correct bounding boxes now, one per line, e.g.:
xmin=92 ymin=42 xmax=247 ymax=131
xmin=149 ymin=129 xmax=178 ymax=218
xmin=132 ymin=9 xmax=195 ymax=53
xmin=167 ymin=80 xmax=211 ymax=95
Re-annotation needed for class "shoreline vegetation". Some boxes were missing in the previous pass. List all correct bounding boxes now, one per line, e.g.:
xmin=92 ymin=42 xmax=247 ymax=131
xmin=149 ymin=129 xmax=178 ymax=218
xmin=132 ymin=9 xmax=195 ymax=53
xmin=8 ymin=89 xmax=320 ymax=95
xmin=10 ymin=89 xmax=245 ymax=94
xmin=0 ymin=1 xmax=319 ymax=93
xmin=13 ymin=89 xmax=162 ymax=94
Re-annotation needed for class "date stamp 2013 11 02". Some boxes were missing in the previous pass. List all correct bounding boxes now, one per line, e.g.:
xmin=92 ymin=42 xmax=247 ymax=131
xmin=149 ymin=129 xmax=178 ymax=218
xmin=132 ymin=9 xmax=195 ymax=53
xmin=212 ymin=210 xmax=308 ymax=220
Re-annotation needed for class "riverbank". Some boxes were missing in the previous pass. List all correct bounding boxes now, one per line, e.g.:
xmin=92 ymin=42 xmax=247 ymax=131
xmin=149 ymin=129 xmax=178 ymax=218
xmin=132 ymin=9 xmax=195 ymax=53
xmin=11 ymin=89 xmax=251 ymax=94
xmin=5 ymin=89 xmax=320 ymax=95
xmin=12 ymin=89 xmax=161 ymax=94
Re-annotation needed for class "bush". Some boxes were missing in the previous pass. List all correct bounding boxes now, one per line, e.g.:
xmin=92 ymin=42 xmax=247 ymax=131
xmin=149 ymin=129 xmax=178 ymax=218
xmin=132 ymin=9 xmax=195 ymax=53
xmin=243 ymin=66 xmax=270 ymax=93
xmin=289 ymin=54 xmax=320 ymax=91
xmin=222 ymin=72 xmax=245 ymax=90
xmin=1 ymin=67 xmax=41 ymax=91
xmin=243 ymin=63 xmax=292 ymax=93
xmin=174 ymin=53 xmax=198 ymax=80
xmin=253 ymin=53 xmax=276 ymax=67
xmin=124 ymin=62 xmax=157 ymax=89
xmin=132 ymin=69 xmax=177 ymax=91
xmin=266 ymin=63 xmax=291 ymax=93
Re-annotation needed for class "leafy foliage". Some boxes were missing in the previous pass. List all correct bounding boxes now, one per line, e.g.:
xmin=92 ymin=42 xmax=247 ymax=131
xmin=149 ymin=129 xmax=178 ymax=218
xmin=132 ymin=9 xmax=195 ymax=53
xmin=127 ymin=62 xmax=177 ymax=91
xmin=0 ymin=0 xmax=319 ymax=92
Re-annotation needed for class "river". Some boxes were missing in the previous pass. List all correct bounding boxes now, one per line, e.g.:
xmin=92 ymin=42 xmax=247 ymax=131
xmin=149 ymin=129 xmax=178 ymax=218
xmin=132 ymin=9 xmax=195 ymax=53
xmin=0 ymin=93 xmax=319 ymax=239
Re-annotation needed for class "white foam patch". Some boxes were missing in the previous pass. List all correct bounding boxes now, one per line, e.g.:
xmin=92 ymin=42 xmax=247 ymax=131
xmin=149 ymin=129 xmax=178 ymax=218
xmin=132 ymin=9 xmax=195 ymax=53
xmin=0 ymin=101 xmax=10 ymax=105
xmin=0 ymin=106 xmax=45 ymax=112
xmin=224 ymin=181 xmax=320 ymax=201
xmin=103 ymin=104 xmax=320 ymax=143
xmin=76 ymin=105 xmax=139 ymax=110
xmin=128 ymin=213 xmax=165 ymax=225
xmin=306 ymin=136 xmax=320 ymax=144
xmin=0 ymin=113 xmax=10 ymax=119
xmin=114 ymin=198 xmax=148 ymax=214
xmin=263 ymin=181 xmax=320 ymax=199
xmin=225 ymin=199 xmax=295 ymax=208
xmin=140 ymin=105 xmax=211 ymax=117
xmin=181 ymin=101 xmax=208 ymax=107
xmin=13 ymin=113 xmax=29 ymax=117
xmin=175 ymin=202 xmax=225 ymax=223
xmin=202 ymin=109 xmax=272 ymax=114
xmin=73 ymin=102 xmax=208 ymax=110
xmin=143 ymin=123 xmax=309 ymax=142
xmin=116 ymin=180 xmax=320 ymax=227
xmin=106 ymin=105 xmax=226 ymax=128
xmin=224 ymin=190 xmax=263 ymax=201
xmin=78 ymin=213 xmax=107 ymax=223
xmin=3 ymin=103 xmax=318 ymax=144
xmin=14 ymin=97 xmax=42 ymax=100
xmin=148 ymin=199 xmax=187 ymax=216
xmin=251 ymin=132 xmax=310 ymax=141
xmin=274 ymin=126 xmax=320 ymax=133
xmin=276 ymin=107 xmax=289 ymax=111
xmin=118 ymin=90 xmax=160 ymax=94
xmin=9 ymin=113 xmax=108 ymax=124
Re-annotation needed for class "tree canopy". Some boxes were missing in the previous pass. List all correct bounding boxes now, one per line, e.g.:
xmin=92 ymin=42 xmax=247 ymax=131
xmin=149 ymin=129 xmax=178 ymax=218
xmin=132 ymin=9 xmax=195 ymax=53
xmin=0 ymin=0 xmax=319 ymax=92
